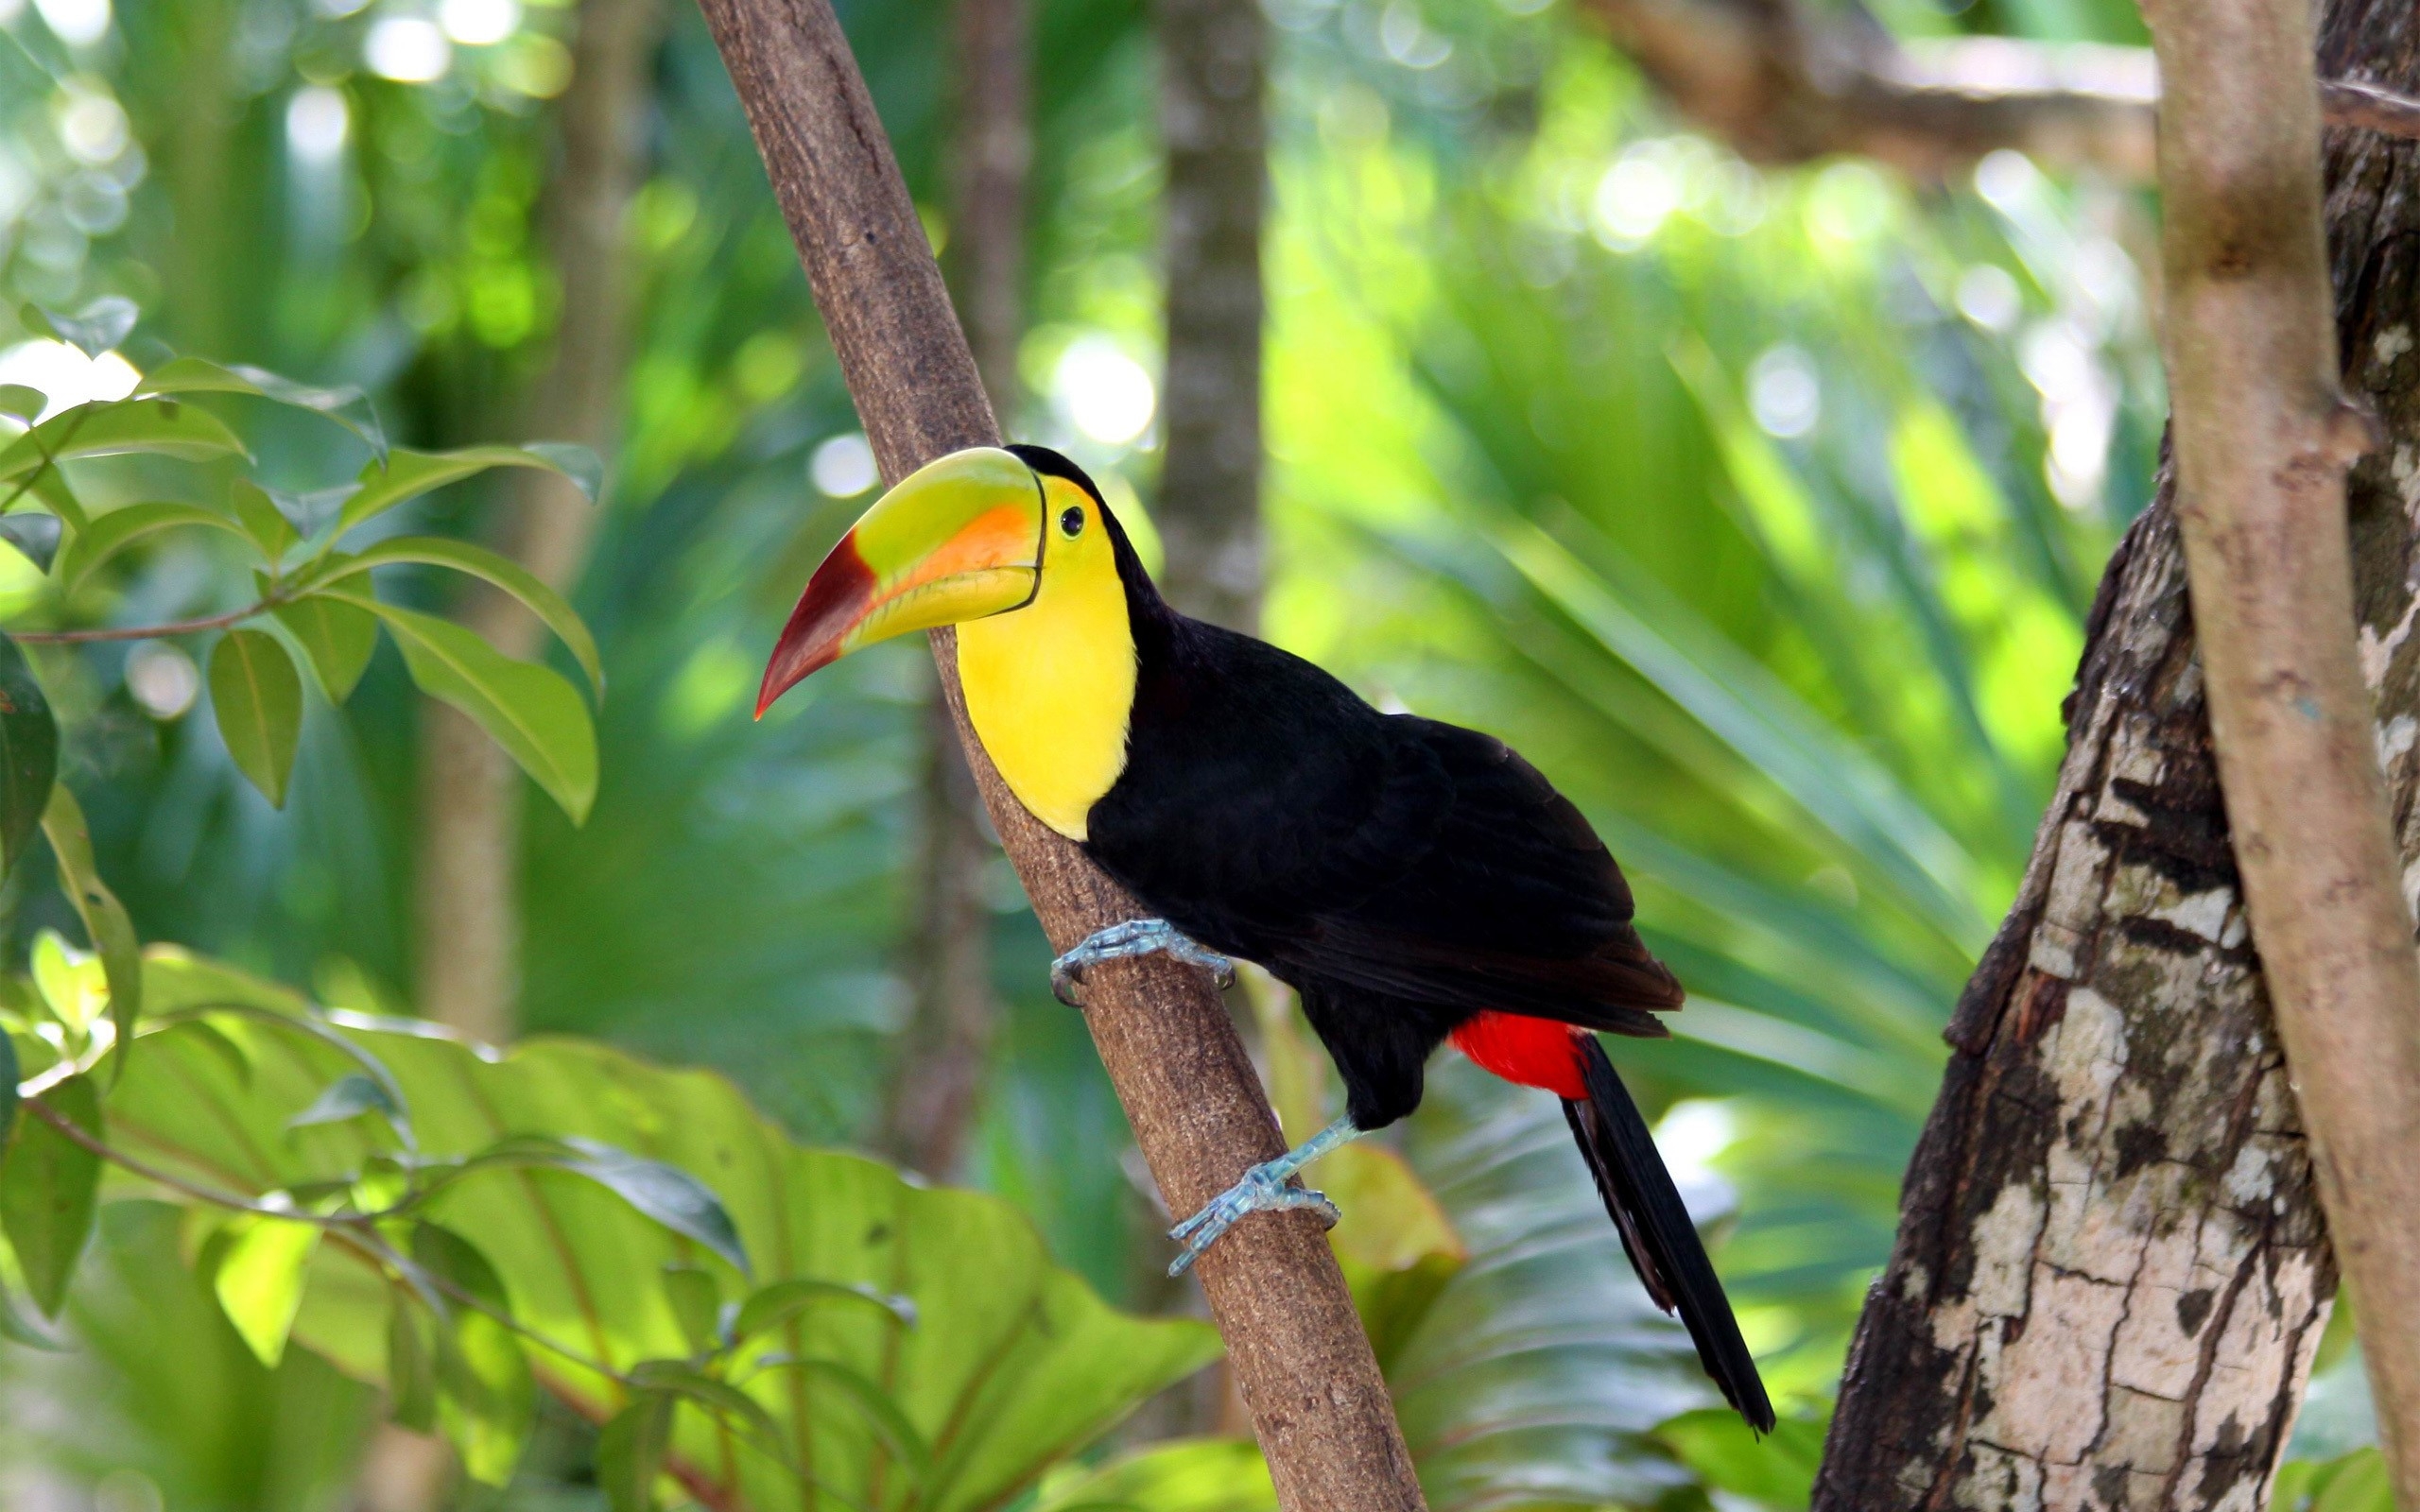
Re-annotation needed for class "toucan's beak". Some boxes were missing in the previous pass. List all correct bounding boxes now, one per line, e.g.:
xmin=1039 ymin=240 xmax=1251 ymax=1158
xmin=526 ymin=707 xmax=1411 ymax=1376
xmin=757 ymin=446 xmax=1046 ymax=716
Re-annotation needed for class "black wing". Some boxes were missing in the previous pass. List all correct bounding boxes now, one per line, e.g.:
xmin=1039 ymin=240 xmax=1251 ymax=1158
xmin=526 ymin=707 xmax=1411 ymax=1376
xmin=1084 ymin=619 xmax=1680 ymax=1035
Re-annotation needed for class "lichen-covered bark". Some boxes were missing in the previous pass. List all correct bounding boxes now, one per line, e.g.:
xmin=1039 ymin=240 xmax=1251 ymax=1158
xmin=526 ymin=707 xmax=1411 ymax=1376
xmin=1813 ymin=5 xmax=2420 ymax=1507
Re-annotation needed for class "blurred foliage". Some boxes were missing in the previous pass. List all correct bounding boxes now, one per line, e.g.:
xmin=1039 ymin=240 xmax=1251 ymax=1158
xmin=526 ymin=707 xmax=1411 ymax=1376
xmin=0 ymin=0 xmax=2378 ymax=1503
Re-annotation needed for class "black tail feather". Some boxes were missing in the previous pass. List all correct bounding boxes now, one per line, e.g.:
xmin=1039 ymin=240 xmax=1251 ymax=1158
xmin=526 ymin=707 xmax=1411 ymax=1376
xmin=1562 ymin=1036 xmax=1774 ymax=1433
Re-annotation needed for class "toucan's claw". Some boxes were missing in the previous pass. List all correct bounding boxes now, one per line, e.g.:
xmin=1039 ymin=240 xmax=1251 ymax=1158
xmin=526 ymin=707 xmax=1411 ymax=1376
xmin=1167 ymin=1172 xmax=1339 ymax=1277
xmin=1050 ymin=918 xmax=1236 ymax=1007
xmin=1164 ymin=1116 xmax=1363 ymax=1277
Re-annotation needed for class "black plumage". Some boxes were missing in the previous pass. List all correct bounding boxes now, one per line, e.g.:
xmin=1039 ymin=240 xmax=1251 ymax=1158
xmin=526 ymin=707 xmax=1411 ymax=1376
xmin=1011 ymin=446 xmax=1773 ymax=1432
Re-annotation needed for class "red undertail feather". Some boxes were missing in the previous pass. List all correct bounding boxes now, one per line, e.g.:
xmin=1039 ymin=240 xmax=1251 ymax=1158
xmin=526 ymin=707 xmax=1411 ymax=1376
xmin=1450 ymin=1011 xmax=1588 ymax=1098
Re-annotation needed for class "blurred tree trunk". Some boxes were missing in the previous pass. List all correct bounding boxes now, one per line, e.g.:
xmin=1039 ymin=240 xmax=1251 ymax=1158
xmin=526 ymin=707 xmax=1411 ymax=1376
xmin=1814 ymin=5 xmax=2420 ymax=1506
xmin=1153 ymin=0 xmax=1267 ymax=632
xmin=881 ymin=0 xmax=1029 ymax=1179
xmin=413 ymin=0 xmax=661 ymax=1040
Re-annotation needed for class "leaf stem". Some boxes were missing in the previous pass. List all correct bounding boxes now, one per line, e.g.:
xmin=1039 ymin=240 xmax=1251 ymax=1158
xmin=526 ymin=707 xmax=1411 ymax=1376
xmin=9 ymin=597 xmax=282 ymax=644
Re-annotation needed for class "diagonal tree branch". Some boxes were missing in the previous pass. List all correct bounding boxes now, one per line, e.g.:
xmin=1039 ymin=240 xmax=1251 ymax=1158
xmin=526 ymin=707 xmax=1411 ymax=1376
xmin=1572 ymin=0 xmax=2420 ymax=179
xmin=690 ymin=4 xmax=1427 ymax=1510
xmin=2137 ymin=0 xmax=2420 ymax=1496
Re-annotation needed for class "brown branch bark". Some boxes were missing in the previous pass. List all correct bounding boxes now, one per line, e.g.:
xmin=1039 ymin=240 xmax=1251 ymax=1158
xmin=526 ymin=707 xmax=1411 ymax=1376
xmin=2141 ymin=0 xmax=2420 ymax=1495
xmin=414 ymin=0 xmax=662 ymax=1042
xmin=690 ymin=5 xmax=1426 ymax=1511
xmin=1570 ymin=0 xmax=2420 ymax=180
xmin=1813 ymin=5 xmax=2420 ymax=1507
xmin=882 ymin=0 xmax=1029 ymax=1179
xmin=1154 ymin=0 xmax=1267 ymax=631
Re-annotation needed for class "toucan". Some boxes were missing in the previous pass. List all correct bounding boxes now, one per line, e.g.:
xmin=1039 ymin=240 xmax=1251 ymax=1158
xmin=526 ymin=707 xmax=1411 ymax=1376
xmin=758 ymin=443 xmax=1773 ymax=1431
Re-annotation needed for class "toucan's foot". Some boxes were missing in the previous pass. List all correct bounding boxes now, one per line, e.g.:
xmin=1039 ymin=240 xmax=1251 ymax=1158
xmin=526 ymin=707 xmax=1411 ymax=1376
xmin=1165 ymin=1116 xmax=1363 ymax=1277
xmin=1051 ymin=918 xmax=1236 ymax=1007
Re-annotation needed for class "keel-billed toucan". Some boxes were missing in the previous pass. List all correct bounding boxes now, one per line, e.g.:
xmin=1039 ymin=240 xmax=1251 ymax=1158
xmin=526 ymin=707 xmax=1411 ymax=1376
xmin=759 ymin=443 xmax=1773 ymax=1431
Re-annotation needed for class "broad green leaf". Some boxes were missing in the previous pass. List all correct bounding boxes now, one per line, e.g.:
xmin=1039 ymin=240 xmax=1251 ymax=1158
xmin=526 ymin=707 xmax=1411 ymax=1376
xmin=41 ymin=787 xmax=140 ymax=1073
xmin=21 ymin=467 xmax=85 ymax=531
xmin=336 ymin=444 xmax=600 ymax=539
xmin=0 ymin=386 xmax=43 ymax=421
xmin=661 ymin=1263 xmax=720 ymax=1355
xmin=1655 ymin=1407 xmax=1826 ymax=1510
xmin=1033 ymin=1438 xmax=1278 ymax=1512
xmin=597 ymin=1392 xmax=675 ymax=1512
xmin=0 ymin=513 xmax=60 ymax=571
xmin=413 ymin=1222 xmax=536 ymax=1486
xmin=550 ymin=1136 xmax=749 ymax=1277
xmin=0 ymin=1076 xmax=101 ymax=1317
xmin=626 ymin=1358 xmax=791 ymax=1463
xmin=228 ymin=480 xmax=298 ymax=560
xmin=749 ymin=1354 xmax=929 ymax=1473
xmin=0 ymin=1275 xmax=68 ymax=1350
xmin=99 ymin=985 xmax=1223 ymax=1512
xmin=300 ymin=535 xmax=603 ymax=696
xmin=2274 ymin=1449 xmax=2394 ymax=1512
xmin=0 ymin=634 xmax=56 ymax=880
xmin=521 ymin=441 xmax=605 ymax=503
xmin=134 ymin=356 xmax=388 ymax=463
xmin=273 ymin=593 xmax=379 ymax=703
xmin=287 ymin=1073 xmax=398 ymax=1132
xmin=210 ymin=629 xmax=303 ymax=808
xmin=733 ymin=1278 xmax=917 ymax=1341
xmin=389 ymin=1291 xmax=440 ymax=1432
xmin=211 ymin=1215 xmax=320 ymax=1367
xmin=0 ymin=399 xmax=247 ymax=484
xmin=30 ymin=298 xmax=135 ymax=357
xmin=337 ymin=592 xmax=596 ymax=823
xmin=58 ymin=500 xmax=255 ymax=595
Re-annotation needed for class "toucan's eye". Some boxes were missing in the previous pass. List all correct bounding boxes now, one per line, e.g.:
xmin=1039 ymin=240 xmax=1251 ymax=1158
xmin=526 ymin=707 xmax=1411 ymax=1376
xmin=1060 ymin=505 xmax=1086 ymax=538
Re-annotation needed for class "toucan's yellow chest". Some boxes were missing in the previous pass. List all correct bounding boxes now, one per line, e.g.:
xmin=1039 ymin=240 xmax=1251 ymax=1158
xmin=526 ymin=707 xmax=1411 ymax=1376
xmin=956 ymin=539 xmax=1136 ymax=841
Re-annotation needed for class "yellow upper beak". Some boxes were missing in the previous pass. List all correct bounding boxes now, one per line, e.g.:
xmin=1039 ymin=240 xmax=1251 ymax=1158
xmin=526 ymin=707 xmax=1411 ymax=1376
xmin=757 ymin=447 xmax=1046 ymax=716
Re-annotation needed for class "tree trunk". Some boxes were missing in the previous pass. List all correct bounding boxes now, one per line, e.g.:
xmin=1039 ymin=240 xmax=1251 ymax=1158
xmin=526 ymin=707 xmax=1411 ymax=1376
xmin=412 ymin=0 xmax=660 ymax=1040
xmin=1153 ymin=0 xmax=1266 ymax=631
xmin=880 ymin=0 xmax=1028 ymax=1180
xmin=1813 ymin=6 xmax=2420 ymax=1507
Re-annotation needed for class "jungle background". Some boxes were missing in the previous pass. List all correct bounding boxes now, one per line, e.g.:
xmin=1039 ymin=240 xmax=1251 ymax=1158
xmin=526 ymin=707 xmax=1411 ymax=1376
xmin=0 ymin=0 xmax=2384 ymax=1505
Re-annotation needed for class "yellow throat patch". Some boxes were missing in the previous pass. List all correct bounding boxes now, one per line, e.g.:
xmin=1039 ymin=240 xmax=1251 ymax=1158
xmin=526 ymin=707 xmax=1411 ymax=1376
xmin=956 ymin=475 xmax=1137 ymax=840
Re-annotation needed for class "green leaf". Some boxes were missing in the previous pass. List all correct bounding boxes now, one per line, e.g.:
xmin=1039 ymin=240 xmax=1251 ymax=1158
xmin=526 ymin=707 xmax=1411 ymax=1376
xmin=58 ymin=500 xmax=256 ymax=595
xmin=211 ymin=1214 xmax=320 ymax=1367
xmin=521 ymin=441 xmax=605 ymax=502
xmin=228 ymin=480 xmax=298 ymax=561
xmin=273 ymin=593 xmax=379 ymax=703
xmin=41 ymin=784 xmax=141 ymax=1074
xmin=0 ymin=398 xmax=247 ymax=484
xmin=748 ymin=1355 xmax=926 ymax=1473
xmin=30 ymin=297 xmax=135 ymax=358
xmin=0 ymin=1275 xmax=69 ymax=1350
xmin=1655 ymin=1407 xmax=1826 ymax=1510
xmin=732 ymin=1278 xmax=917 ymax=1342
xmin=413 ymin=1222 xmax=536 ymax=1486
xmin=0 ymin=513 xmax=61 ymax=571
xmin=134 ymin=356 xmax=388 ymax=463
xmin=0 ymin=635 xmax=57 ymax=881
xmin=336 ymin=444 xmax=601 ymax=539
xmin=0 ymin=1029 xmax=15 ymax=1146
xmin=99 ymin=1005 xmax=1222 ymax=1512
xmin=0 ymin=1077 xmax=101 ymax=1317
xmin=388 ymin=1290 xmax=440 ymax=1432
xmin=336 ymin=592 xmax=596 ymax=823
xmin=287 ymin=1072 xmax=400 ymax=1132
xmin=548 ymin=1136 xmax=749 ymax=1278
xmin=300 ymin=535 xmax=603 ymax=696
xmin=626 ymin=1358 xmax=791 ymax=1462
xmin=2274 ymin=1448 xmax=2395 ymax=1512
xmin=22 ymin=467 xmax=85 ymax=532
xmin=596 ymin=1392 xmax=675 ymax=1512
xmin=662 ymin=1263 xmax=721 ymax=1356
xmin=209 ymin=630 xmax=303 ymax=808
xmin=1033 ymin=1438 xmax=1277 ymax=1512
xmin=0 ymin=386 xmax=43 ymax=421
